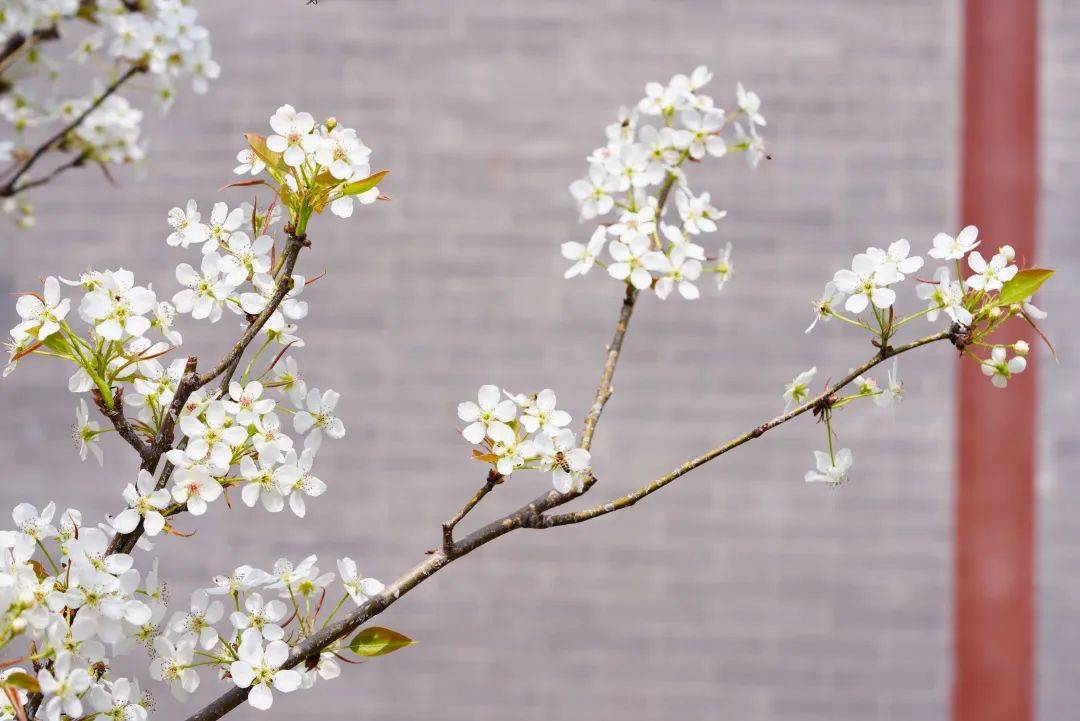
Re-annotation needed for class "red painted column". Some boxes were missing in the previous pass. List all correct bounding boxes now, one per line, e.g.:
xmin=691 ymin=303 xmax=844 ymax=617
xmin=955 ymin=2 xmax=1038 ymax=721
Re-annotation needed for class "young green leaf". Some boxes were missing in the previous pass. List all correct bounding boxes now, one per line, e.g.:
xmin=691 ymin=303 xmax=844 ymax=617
xmin=3 ymin=672 xmax=39 ymax=693
xmin=243 ymin=133 xmax=286 ymax=173
xmin=996 ymin=268 xmax=1054 ymax=307
xmin=348 ymin=626 xmax=414 ymax=657
xmin=341 ymin=170 xmax=388 ymax=197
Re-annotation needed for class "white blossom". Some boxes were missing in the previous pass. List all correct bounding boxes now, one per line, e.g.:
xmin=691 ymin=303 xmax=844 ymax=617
xmin=72 ymin=398 xmax=103 ymax=466
xmin=266 ymin=104 xmax=315 ymax=167
xmin=873 ymin=360 xmax=904 ymax=408
xmin=457 ymin=384 xmax=516 ymax=445
xmin=929 ymin=225 xmax=980 ymax=260
xmin=12 ymin=276 xmax=69 ymax=341
xmin=832 ymin=252 xmax=896 ymax=313
xmin=783 ymin=367 xmax=817 ymax=411
xmin=981 ymin=345 xmax=1027 ymax=389
xmin=646 ymin=246 xmax=702 ymax=300
xmin=279 ymin=448 xmax=325 ymax=518
xmin=674 ymin=108 xmax=726 ymax=160
xmin=179 ymin=401 xmax=248 ymax=467
xmin=293 ymin=388 xmax=345 ymax=452
xmin=166 ymin=200 xmax=210 ymax=248
xmin=229 ymin=592 xmax=287 ymax=641
xmin=37 ymin=652 xmax=91 ymax=721
xmin=229 ymin=629 xmax=302 ymax=710
xmin=561 ymin=226 xmax=607 ymax=278
xmin=337 ymin=557 xmax=385 ymax=606
xmin=965 ymin=251 xmax=1017 ymax=292
xmin=173 ymin=253 xmax=236 ymax=323
xmin=804 ymin=448 xmax=853 ymax=485
xmin=607 ymin=236 xmax=653 ymax=290
xmin=149 ymin=635 xmax=199 ymax=701
xmin=675 ymin=189 xmax=726 ymax=234
xmin=170 ymin=589 xmax=223 ymax=650
xmin=916 ymin=267 xmax=972 ymax=325
xmin=79 ymin=269 xmax=156 ymax=340
xmin=114 ymin=469 xmax=170 ymax=536
xmin=736 ymin=82 xmax=767 ymax=127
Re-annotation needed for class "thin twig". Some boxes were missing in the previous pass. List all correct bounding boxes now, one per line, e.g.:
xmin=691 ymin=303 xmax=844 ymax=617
xmin=0 ymin=27 xmax=59 ymax=78
xmin=536 ymin=330 xmax=951 ymax=526
xmin=92 ymin=386 xmax=153 ymax=463
xmin=439 ymin=470 xmax=501 ymax=555
xmin=580 ymin=284 xmax=638 ymax=451
xmin=3 ymin=152 xmax=90 ymax=196
xmin=0 ymin=64 xmax=144 ymax=198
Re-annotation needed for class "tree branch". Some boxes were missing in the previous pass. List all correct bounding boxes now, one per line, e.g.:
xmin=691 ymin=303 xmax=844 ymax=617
xmin=92 ymin=386 xmax=154 ymax=463
xmin=105 ymin=230 xmax=307 ymax=556
xmin=1 ymin=152 xmax=90 ymax=195
xmin=196 ymin=230 xmax=305 ymax=389
xmin=580 ymin=284 xmax=638 ymax=451
xmin=439 ymin=470 xmax=501 ymax=555
xmin=180 ymin=321 xmax=955 ymax=721
xmin=535 ymin=330 xmax=952 ymax=527
xmin=0 ymin=64 xmax=144 ymax=198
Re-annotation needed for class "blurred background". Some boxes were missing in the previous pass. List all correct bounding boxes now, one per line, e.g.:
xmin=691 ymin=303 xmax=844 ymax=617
xmin=1 ymin=1 xmax=1077 ymax=719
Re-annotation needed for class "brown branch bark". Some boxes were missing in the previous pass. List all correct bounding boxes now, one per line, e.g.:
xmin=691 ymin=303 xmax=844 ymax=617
xmin=535 ymin=330 xmax=952 ymax=527
xmin=92 ymin=386 xmax=154 ymax=463
xmin=439 ymin=470 xmax=501 ymax=554
xmin=580 ymin=284 xmax=638 ymax=451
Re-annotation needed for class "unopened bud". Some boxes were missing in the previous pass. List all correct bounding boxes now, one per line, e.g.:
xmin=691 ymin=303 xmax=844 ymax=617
xmin=325 ymin=117 xmax=338 ymax=132
xmin=998 ymin=244 xmax=1016 ymax=262
xmin=11 ymin=617 xmax=26 ymax=633
xmin=988 ymin=307 xmax=1003 ymax=319
xmin=1014 ymin=340 xmax=1030 ymax=356
xmin=1009 ymin=303 xmax=1023 ymax=315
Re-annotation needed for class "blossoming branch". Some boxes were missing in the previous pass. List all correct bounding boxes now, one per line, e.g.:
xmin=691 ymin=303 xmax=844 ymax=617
xmin=0 ymin=0 xmax=218 ymax=227
xmin=0 ymin=65 xmax=1055 ymax=721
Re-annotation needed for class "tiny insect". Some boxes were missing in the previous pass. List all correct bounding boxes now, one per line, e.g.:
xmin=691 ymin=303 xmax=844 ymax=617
xmin=554 ymin=451 xmax=571 ymax=473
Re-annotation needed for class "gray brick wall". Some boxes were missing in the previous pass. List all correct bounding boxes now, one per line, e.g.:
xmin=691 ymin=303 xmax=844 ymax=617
xmin=1 ymin=1 xmax=1074 ymax=720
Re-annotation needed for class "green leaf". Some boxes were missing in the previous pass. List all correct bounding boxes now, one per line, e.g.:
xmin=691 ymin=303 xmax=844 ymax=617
xmin=40 ymin=333 xmax=72 ymax=356
xmin=996 ymin=268 xmax=1054 ymax=307
xmin=341 ymin=170 xmax=388 ymax=197
xmin=348 ymin=626 xmax=414 ymax=657
xmin=244 ymin=133 xmax=286 ymax=174
xmin=3 ymin=672 xmax=39 ymax=693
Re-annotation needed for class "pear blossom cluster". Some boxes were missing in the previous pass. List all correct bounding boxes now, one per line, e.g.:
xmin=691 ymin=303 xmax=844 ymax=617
xmin=233 ymin=105 xmax=384 ymax=222
xmin=0 ymin=105 xmax=390 ymax=718
xmin=0 ymin=502 xmax=161 ymax=721
xmin=794 ymin=225 xmax=1051 ymax=485
xmin=164 ymin=381 xmax=337 ymax=519
xmin=1 ymin=0 xmax=217 ymax=225
xmin=563 ymin=67 xmax=764 ymax=299
xmin=0 ymin=499 xmax=385 ymax=718
xmin=457 ymin=386 xmax=592 ymax=493
xmin=4 ymin=190 xmax=348 ymax=500
xmin=146 ymin=555 xmax=384 ymax=710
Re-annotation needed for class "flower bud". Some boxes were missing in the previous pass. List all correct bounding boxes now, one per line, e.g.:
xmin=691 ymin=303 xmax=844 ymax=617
xmin=11 ymin=617 xmax=26 ymax=633
xmin=998 ymin=244 xmax=1016 ymax=262
xmin=1010 ymin=303 xmax=1023 ymax=314
xmin=988 ymin=307 xmax=1003 ymax=319
xmin=1013 ymin=340 xmax=1030 ymax=356
xmin=325 ymin=117 xmax=338 ymax=132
